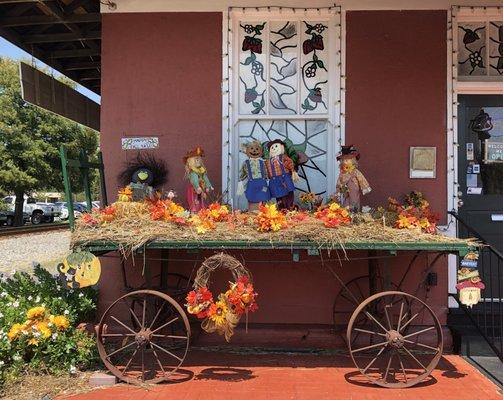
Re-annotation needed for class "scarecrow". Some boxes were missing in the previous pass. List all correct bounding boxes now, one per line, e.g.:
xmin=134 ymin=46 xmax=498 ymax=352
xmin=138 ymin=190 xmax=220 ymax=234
xmin=184 ymin=147 xmax=213 ymax=212
xmin=335 ymin=145 xmax=371 ymax=212
xmin=237 ymin=140 xmax=271 ymax=211
xmin=265 ymin=139 xmax=299 ymax=210
xmin=118 ymin=154 xmax=168 ymax=202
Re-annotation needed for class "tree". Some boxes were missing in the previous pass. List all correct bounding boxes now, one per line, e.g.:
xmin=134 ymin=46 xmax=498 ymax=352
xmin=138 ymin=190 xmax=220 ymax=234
xmin=0 ymin=58 xmax=99 ymax=225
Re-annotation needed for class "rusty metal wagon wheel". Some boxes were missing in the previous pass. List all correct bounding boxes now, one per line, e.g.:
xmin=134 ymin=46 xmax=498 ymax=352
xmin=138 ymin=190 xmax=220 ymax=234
xmin=130 ymin=273 xmax=194 ymax=329
xmin=332 ymin=276 xmax=407 ymax=346
xmin=97 ymin=290 xmax=190 ymax=385
xmin=347 ymin=291 xmax=442 ymax=388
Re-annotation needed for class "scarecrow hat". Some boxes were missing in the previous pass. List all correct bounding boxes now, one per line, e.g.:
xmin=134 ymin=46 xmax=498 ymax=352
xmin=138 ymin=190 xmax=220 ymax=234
xmin=337 ymin=145 xmax=360 ymax=161
xmin=267 ymin=139 xmax=285 ymax=150
xmin=183 ymin=146 xmax=205 ymax=164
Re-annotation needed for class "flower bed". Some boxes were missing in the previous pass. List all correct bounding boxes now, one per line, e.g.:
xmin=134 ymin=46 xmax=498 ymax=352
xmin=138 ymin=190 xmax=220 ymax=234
xmin=0 ymin=265 xmax=98 ymax=386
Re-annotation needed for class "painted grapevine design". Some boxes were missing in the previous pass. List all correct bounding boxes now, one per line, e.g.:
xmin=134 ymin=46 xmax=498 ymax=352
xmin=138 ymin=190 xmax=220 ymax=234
xmin=240 ymin=22 xmax=266 ymax=114
xmin=301 ymin=22 xmax=328 ymax=113
xmin=238 ymin=19 xmax=330 ymax=115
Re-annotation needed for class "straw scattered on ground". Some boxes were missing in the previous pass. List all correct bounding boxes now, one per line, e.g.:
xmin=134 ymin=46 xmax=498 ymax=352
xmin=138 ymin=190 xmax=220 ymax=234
xmin=1 ymin=371 xmax=94 ymax=400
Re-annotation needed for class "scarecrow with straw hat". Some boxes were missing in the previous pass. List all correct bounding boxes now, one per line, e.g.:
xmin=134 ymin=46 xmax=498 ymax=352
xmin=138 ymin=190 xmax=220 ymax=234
xmin=335 ymin=145 xmax=371 ymax=212
xmin=183 ymin=146 xmax=213 ymax=212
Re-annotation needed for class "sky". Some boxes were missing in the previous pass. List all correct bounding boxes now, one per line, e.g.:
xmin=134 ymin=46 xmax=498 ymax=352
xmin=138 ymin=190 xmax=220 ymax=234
xmin=0 ymin=37 xmax=101 ymax=104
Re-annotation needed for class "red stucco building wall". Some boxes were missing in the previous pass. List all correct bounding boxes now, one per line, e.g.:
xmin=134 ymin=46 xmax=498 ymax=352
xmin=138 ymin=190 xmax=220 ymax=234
xmin=100 ymin=12 xmax=222 ymax=199
xmin=99 ymin=10 xmax=450 ymax=342
xmin=345 ymin=10 xmax=447 ymax=220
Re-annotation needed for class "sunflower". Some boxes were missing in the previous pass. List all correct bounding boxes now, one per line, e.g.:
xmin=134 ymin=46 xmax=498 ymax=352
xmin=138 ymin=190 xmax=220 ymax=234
xmin=26 ymin=306 xmax=46 ymax=320
xmin=7 ymin=323 xmax=23 ymax=341
xmin=36 ymin=321 xmax=52 ymax=338
xmin=51 ymin=315 xmax=70 ymax=331
xmin=208 ymin=300 xmax=228 ymax=327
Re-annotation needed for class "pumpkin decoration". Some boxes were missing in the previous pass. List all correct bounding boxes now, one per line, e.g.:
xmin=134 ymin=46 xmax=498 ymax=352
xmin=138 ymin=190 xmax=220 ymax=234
xmin=57 ymin=251 xmax=101 ymax=289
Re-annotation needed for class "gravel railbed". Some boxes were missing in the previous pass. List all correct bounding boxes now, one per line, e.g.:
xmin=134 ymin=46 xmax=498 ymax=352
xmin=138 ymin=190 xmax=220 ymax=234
xmin=0 ymin=230 xmax=71 ymax=275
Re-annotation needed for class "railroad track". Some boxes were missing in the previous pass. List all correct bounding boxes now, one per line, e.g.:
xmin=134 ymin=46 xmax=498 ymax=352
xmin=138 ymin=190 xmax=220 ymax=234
xmin=0 ymin=222 xmax=70 ymax=237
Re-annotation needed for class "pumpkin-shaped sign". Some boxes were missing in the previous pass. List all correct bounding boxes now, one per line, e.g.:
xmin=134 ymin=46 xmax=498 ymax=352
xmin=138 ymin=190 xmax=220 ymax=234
xmin=57 ymin=251 xmax=101 ymax=289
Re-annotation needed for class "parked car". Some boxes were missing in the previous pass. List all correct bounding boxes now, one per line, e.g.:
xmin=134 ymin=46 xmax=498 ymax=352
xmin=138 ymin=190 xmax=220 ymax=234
xmin=0 ymin=210 xmax=30 ymax=226
xmin=59 ymin=205 xmax=82 ymax=221
xmin=2 ymin=196 xmax=61 ymax=225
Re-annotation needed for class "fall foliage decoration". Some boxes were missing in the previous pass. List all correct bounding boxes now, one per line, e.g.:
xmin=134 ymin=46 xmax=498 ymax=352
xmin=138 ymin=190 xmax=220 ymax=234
xmin=255 ymin=203 xmax=288 ymax=232
xmin=314 ymin=202 xmax=352 ymax=228
xmin=185 ymin=253 xmax=258 ymax=342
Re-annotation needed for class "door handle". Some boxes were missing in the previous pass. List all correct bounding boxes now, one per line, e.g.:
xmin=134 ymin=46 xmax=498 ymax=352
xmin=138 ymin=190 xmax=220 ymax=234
xmin=491 ymin=214 xmax=503 ymax=221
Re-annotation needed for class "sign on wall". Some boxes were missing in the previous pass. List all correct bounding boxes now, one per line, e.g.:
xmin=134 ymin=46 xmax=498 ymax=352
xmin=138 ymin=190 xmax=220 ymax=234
xmin=409 ymin=146 xmax=437 ymax=178
xmin=485 ymin=141 xmax=503 ymax=163
xmin=121 ymin=137 xmax=159 ymax=150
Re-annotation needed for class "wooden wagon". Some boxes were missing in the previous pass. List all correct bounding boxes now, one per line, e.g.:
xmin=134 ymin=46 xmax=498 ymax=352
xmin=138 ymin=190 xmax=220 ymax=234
xmin=61 ymin=147 xmax=474 ymax=388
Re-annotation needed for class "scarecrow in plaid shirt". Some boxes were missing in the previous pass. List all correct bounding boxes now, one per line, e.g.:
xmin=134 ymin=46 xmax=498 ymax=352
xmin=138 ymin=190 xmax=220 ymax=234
xmin=265 ymin=139 xmax=299 ymax=210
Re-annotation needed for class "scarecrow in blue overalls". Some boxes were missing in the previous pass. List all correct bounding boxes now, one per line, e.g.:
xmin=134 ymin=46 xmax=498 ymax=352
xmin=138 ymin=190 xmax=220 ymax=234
xmin=237 ymin=140 xmax=271 ymax=210
xmin=266 ymin=139 xmax=299 ymax=210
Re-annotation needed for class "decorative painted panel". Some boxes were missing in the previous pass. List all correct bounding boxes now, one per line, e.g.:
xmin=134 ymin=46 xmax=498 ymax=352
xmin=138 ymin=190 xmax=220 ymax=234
xmin=239 ymin=22 xmax=267 ymax=114
xmin=238 ymin=19 xmax=331 ymax=115
xmin=458 ymin=24 xmax=486 ymax=77
xmin=269 ymin=21 xmax=298 ymax=114
xmin=489 ymin=22 xmax=503 ymax=76
xmin=237 ymin=119 xmax=327 ymax=209
xmin=300 ymin=22 xmax=329 ymax=114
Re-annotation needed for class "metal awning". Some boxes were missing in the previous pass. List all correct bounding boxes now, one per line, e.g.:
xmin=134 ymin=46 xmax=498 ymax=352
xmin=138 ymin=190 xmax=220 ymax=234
xmin=0 ymin=0 xmax=101 ymax=94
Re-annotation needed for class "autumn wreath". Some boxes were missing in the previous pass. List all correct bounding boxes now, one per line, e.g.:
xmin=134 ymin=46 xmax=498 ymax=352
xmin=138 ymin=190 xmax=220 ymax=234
xmin=185 ymin=253 xmax=258 ymax=342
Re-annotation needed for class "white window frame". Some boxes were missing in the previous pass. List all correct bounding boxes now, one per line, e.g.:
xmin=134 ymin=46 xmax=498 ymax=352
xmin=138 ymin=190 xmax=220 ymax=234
xmin=222 ymin=7 xmax=344 ymax=208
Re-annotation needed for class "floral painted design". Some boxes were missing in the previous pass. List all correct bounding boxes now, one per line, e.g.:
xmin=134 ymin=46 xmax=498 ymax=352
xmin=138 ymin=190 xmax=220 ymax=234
xmin=239 ymin=22 xmax=267 ymax=114
xmin=301 ymin=22 xmax=328 ymax=113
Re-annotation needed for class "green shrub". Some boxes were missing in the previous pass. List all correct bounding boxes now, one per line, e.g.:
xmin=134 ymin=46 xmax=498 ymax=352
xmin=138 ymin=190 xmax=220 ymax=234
xmin=0 ymin=264 xmax=98 ymax=384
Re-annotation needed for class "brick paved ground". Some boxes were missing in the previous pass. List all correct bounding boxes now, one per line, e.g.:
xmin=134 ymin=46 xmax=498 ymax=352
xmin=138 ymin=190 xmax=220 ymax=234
xmin=60 ymin=350 xmax=502 ymax=400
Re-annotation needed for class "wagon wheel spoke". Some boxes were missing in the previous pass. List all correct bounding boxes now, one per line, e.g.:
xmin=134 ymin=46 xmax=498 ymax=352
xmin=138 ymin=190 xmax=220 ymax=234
xmin=399 ymin=304 xmax=426 ymax=332
xmin=353 ymin=280 xmax=366 ymax=302
xmin=152 ymin=334 xmax=189 ymax=340
xmin=151 ymin=317 xmax=179 ymax=334
xmin=150 ymin=343 xmax=166 ymax=375
xmin=403 ymin=326 xmax=435 ymax=339
xmin=106 ymin=340 xmax=137 ymax=359
xmin=397 ymin=302 xmax=404 ymax=331
xmin=101 ymin=333 xmax=136 ymax=337
xmin=403 ymin=339 xmax=439 ymax=352
xmin=110 ymin=316 xmax=137 ymax=335
xmin=384 ymin=305 xmax=393 ymax=330
xmin=354 ymin=328 xmax=386 ymax=337
xmin=128 ymin=304 xmax=143 ymax=329
xmin=362 ymin=345 xmax=387 ymax=374
xmin=122 ymin=345 xmax=140 ymax=374
xmin=351 ymin=340 xmax=388 ymax=354
xmin=364 ymin=310 xmax=388 ymax=334
xmin=142 ymin=299 xmax=147 ymax=328
xmin=397 ymin=351 xmax=408 ymax=383
xmin=148 ymin=301 xmax=166 ymax=330
xmin=401 ymin=346 xmax=426 ymax=371
xmin=141 ymin=346 xmax=145 ymax=382
xmin=383 ymin=351 xmax=394 ymax=382
xmin=150 ymin=341 xmax=184 ymax=362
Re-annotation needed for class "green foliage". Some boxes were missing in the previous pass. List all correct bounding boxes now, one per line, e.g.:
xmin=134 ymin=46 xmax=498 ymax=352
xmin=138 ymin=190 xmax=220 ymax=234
xmin=0 ymin=58 xmax=99 ymax=196
xmin=0 ymin=265 xmax=98 ymax=385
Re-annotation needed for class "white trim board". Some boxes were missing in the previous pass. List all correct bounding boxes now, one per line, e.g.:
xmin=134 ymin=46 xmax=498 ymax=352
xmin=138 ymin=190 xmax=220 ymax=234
xmin=102 ymin=1 xmax=503 ymax=13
